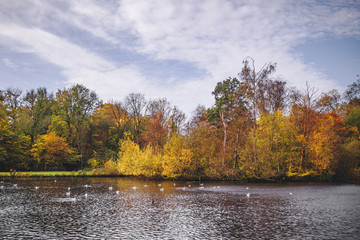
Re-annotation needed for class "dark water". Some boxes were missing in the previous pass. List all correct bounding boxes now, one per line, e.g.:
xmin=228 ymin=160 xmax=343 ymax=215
xmin=0 ymin=178 xmax=359 ymax=239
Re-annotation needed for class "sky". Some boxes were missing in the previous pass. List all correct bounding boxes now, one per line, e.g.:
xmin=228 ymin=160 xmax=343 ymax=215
xmin=0 ymin=0 xmax=359 ymax=117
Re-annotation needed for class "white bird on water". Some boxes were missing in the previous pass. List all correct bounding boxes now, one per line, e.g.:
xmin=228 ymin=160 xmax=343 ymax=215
xmin=109 ymin=186 xmax=113 ymax=191
xmin=160 ymin=188 xmax=164 ymax=191
xmin=158 ymin=184 xmax=161 ymax=187
xmin=35 ymin=186 xmax=39 ymax=190
xmin=68 ymin=187 xmax=71 ymax=191
xmin=116 ymin=190 xmax=119 ymax=195
xmin=66 ymin=191 xmax=71 ymax=197
xmin=246 ymin=193 xmax=250 ymax=197
xmin=84 ymin=193 xmax=88 ymax=198
xmin=289 ymin=192 xmax=293 ymax=195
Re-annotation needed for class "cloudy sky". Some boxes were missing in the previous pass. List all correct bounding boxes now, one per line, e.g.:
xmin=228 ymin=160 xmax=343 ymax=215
xmin=0 ymin=0 xmax=359 ymax=116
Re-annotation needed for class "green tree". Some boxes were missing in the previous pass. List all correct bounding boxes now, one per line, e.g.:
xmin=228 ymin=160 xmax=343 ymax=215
xmin=207 ymin=77 xmax=248 ymax=171
xmin=52 ymin=84 xmax=101 ymax=168
xmin=18 ymin=88 xmax=53 ymax=144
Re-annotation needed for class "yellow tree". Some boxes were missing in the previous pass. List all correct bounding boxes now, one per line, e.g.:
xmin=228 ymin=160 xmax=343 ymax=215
xmin=32 ymin=132 xmax=73 ymax=170
xmin=308 ymin=113 xmax=341 ymax=175
xmin=162 ymin=134 xmax=193 ymax=178
xmin=256 ymin=111 xmax=292 ymax=178
xmin=117 ymin=137 xmax=162 ymax=177
xmin=90 ymin=103 xmax=130 ymax=161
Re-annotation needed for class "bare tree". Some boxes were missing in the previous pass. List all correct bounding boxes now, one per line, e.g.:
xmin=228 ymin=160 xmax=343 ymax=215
xmin=170 ymin=106 xmax=186 ymax=134
xmin=239 ymin=57 xmax=276 ymax=165
xmin=317 ymin=89 xmax=340 ymax=113
xmin=123 ymin=93 xmax=147 ymax=143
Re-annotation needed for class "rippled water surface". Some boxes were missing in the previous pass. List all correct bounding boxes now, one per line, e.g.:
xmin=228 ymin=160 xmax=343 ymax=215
xmin=0 ymin=178 xmax=359 ymax=239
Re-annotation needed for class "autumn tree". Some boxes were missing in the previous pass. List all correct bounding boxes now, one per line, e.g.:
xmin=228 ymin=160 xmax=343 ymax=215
xmin=162 ymin=134 xmax=193 ymax=178
xmin=239 ymin=57 xmax=277 ymax=165
xmin=31 ymin=132 xmax=74 ymax=170
xmin=344 ymin=77 xmax=360 ymax=106
xmin=145 ymin=98 xmax=172 ymax=152
xmin=185 ymin=105 xmax=219 ymax=178
xmin=90 ymin=102 xmax=131 ymax=162
xmin=51 ymin=84 xmax=101 ymax=168
xmin=207 ymin=77 xmax=249 ymax=173
xmin=17 ymin=88 xmax=53 ymax=144
xmin=317 ymin=89 xmax=341 ymax=113
xmin=255 ymin=111 xmax=293 ymax=178
xmin=289 ymin=82 xmax=319 ymax=172
xmin=0 ymin=88 xmax=22 ymax=123
xmin=308 ymin=113 xmax=341 ymax=175
xmin=123 ymin=93 xmax=147 ymax=145
xmin=0 ymin=100 xmax=31 ymax=171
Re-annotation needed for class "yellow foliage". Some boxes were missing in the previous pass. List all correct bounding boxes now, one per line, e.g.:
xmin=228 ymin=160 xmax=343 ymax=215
xmin=308 ymin=114 xmax=339 ymax=174
xmin=162 ymin=134 xmax=193 ymax=178
xmin=117 ymin=138 xmax=162 ymax=177
xmin=31 ymin=132 xmax=73 ymax=170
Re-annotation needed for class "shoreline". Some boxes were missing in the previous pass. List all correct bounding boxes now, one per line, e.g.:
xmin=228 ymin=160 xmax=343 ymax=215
xmin=1 ymin=171 xmax=359 ymax=184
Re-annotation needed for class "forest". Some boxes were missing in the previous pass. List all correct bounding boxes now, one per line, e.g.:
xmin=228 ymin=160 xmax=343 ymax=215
xmin=1 ymin=58 xmax=360 ymax=181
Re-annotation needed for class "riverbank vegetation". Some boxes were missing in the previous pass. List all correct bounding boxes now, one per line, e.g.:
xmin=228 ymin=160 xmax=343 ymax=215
xmin=1 ymin=58 xmax=359 ymax=181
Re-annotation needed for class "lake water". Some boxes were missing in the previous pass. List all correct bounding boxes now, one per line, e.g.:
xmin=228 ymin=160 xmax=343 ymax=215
xmin=0 ymin=177 xmax=359 ymax=239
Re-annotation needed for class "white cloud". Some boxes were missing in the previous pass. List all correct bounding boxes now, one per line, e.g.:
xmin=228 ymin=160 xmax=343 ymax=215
xmin=2 ymin=58 xmax=17 ymax=69
xmin=0 ymin=0 xmax=359 ymax=116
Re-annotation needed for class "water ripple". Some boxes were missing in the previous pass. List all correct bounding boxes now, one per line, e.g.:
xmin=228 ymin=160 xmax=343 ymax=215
xmin=0 ymin=179 xmax=359 ymax=239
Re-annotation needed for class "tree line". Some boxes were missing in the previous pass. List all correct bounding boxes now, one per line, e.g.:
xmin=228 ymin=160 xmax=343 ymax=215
xmin=1 ymin=58 xmax=359 ymax=181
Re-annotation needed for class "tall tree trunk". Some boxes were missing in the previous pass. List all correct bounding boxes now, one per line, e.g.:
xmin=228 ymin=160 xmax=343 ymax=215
xmin=220 ymin=111 xmax=227 ymax=169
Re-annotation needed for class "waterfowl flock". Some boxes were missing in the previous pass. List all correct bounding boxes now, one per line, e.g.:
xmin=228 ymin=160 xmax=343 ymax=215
xmin=0 ymin=180 xmax=296 ymax=201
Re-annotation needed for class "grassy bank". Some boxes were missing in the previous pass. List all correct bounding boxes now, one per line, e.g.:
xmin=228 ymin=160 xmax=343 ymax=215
xmin=1 ymin=169 xmax=359 ymax=183
xmin=0 ymin=170 xmax=115 ymax=178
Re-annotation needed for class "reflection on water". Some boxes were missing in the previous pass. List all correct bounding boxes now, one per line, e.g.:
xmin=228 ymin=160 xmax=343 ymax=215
xmin=0 ymin=178 xmax=359 ymax=239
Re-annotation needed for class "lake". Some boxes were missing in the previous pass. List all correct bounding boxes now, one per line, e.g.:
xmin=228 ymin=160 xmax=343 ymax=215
xmin=0 ymin=177 xmax=359 ymax=239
